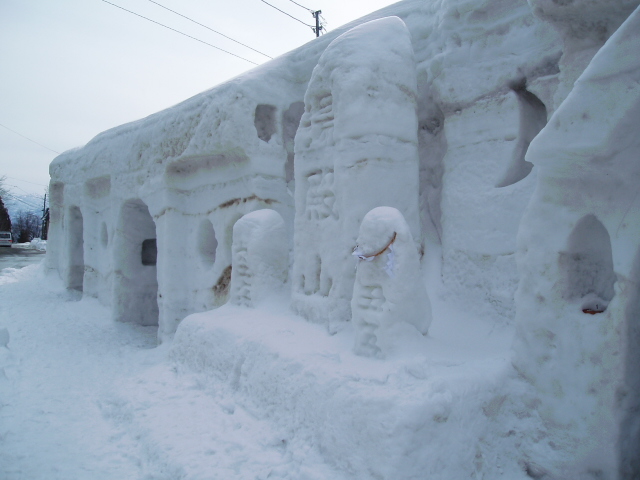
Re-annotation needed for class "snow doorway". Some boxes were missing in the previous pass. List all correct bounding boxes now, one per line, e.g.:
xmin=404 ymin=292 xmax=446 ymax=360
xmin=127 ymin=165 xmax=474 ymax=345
xmin=66 ymin=205 xmax=84 ymax=293
xmin=113 ymin=199 xmax=159 ymax=326
xmin=558 ymin=214 xmax=616 ymax=313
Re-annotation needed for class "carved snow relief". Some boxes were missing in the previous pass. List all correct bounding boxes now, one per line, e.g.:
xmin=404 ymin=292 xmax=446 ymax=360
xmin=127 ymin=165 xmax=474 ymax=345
xmin=292 ymin=16 xmax=422 ymax=329
xmin=229 ymin=209 xmax=288 ymax=307
xmin=351 ymin=207 xmax=432 ymax=358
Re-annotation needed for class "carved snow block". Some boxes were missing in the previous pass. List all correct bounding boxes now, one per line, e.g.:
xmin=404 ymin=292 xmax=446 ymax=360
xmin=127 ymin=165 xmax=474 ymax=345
xmin=230 ymin=209 xmax=288 ymax=307
xmin=292 ymin=16 xmax=421 ymax=330
xmin=439 ymin=86 xmax=547 ymax=317
xmin=514 ymin=8 xmax=640 ymax=478
xmin=82 ymin=176 xmax=112 ymax=301
xmin=351 ymin=207 xmax=431 ymax=358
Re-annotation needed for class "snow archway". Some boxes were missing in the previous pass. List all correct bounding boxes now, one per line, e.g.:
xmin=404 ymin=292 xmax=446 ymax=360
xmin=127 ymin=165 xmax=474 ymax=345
xmin=113 ymin=199 xmax=159 ymax=326
xmin=66 ymin=205 xmax=84 ymax=292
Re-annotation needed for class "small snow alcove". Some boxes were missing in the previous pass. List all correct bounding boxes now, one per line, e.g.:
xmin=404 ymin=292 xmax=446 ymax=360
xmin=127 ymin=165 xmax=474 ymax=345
xmin=559 ymin=214 xmax=616 ymax=313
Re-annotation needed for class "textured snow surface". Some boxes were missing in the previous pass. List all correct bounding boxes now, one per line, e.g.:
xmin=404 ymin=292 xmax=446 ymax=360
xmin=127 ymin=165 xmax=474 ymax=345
xmin=512 ymin=5 xmax=640 ymax=477
xmin=1 ymin=258 xmax=545 ymax=480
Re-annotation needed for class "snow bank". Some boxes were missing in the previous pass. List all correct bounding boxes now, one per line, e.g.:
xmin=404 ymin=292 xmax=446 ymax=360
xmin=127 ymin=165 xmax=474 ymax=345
xmin=30 ymin=238 xmax=46 ymax=251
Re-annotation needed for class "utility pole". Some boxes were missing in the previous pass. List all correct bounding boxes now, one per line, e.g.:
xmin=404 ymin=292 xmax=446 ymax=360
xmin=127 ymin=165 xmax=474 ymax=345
xmin=312 ymin=10 xmax=323 ymax=37
xmin=41 ymin=193 xmax=47 ymax=240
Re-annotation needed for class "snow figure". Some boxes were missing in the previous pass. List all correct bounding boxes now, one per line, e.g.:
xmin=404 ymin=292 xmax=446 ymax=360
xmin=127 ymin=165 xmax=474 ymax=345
xmin=229 ymin=209 xmax=288 ymax=307
xmin=292 ymin=17 xmax=421 ymax=331
xmin=351 ymin=207 xmax=431 ymax=358
xmin=513 ymin=6 xmax=640 ymax=478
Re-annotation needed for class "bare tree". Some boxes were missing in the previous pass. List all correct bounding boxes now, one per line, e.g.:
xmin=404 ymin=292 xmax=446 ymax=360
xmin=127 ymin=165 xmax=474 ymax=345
xmin=0 ymin=196 xmax=11 ymax=232
xmin=0 ymin=176 xmax=11 ymax=232
xmin=12 ymin=210 xmax=40 ymax=243
xmin=0 ymin=175 xmax=8 ymax=199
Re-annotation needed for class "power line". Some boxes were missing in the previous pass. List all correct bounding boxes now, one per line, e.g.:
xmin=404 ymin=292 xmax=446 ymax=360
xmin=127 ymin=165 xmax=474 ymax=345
xmin=8 ymin=184 xmax=44 ymax=197
xmin=100 ymin=0 xmax=260 ymax=65
xmin=4 ymin=176 xmax=48 ymax=188
xmin=0 ymin=122 xmax=60 ymax=155
xmin=286 ymin=0 xmax=313 ymax=11
xmin=259 ymin=0 xmax=314 ymax=29
xmin=3 ymin=193 xmax=41 ymax=211
xmin=146 ymin=0 xmax=272 ymax=59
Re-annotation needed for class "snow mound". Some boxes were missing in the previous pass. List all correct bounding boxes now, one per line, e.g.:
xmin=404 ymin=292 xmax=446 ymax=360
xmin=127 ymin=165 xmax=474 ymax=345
xmin=171 ymin=303 xmax=519 ymax=480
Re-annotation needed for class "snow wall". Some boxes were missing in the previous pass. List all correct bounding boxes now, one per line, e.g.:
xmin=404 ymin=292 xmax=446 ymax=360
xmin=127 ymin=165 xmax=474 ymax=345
xmin=48 ymin=0 xmax=565 ymax=337
xmin=47 ymin=0 xmax=640 ymax=477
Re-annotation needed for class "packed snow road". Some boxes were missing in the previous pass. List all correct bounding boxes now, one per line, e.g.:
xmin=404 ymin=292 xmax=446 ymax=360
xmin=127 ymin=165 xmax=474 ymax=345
xmin=0 ymin=246 xmax=46 ymax=270
xmin=0 ymin=264 xmax=344 ymax=480
xmin=0 ymin=264 xmax=158 ymax=479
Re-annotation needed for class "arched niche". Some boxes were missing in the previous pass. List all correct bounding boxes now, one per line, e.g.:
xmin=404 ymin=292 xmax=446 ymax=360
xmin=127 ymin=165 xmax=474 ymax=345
xmin=197 ymin=218 xmax=217 ymax=268
xmin=558 ymin=214 xmax=616 ymax=312
xmin=113 ymin=199 xmax=159 ymax=326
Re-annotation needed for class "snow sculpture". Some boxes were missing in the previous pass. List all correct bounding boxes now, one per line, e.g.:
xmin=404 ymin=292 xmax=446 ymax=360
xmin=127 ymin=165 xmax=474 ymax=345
xmin=513 ymin=6 xmax=640 ymax=478
xmin=229 ymin=209 xmax=288 ymax=307
xmin=292 ymin=16 xmax=421 ymax=330
xmin=351 ymin=207 xmax=431 ymax=357
xmin=528 ymin=0 xmax=640 ymax=110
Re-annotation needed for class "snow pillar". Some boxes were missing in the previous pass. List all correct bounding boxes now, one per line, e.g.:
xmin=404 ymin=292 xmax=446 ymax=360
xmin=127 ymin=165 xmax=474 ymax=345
xmin=513 ymin=7 xmax=640 ymax=477
xmin=65 ymin=205 xmax=84 ymax=293
xmin=292 ymin=16 xmax=421 ymax=330
xmin=82 ymin=176 xmax=112 ymax=302
xmin=155 ymin=209 xmax=192 ymax=343
xmin=44 ymin=181 xmax=65 ymax=275
xmin=229 ymin=209 xmax=287 ymax=307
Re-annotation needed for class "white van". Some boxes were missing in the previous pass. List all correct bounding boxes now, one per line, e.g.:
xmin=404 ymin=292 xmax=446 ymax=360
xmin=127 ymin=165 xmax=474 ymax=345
xmin=0 ymin=231 xmax=12 ymax=247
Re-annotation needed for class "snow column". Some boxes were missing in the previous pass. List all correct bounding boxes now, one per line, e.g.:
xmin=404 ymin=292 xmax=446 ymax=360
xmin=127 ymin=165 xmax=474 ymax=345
xmin=292 ymin=16 xmax=421 ymax=331
xmin=513 ymin=7 xmax=640 ymax=478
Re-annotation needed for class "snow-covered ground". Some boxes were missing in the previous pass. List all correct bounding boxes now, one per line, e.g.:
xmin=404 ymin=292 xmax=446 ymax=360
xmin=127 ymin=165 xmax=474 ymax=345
xmin=0 ymin=252 xmax=534 ymax=479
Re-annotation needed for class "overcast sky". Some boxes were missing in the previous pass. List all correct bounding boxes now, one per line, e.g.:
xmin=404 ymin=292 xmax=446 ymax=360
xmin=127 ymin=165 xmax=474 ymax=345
xmin=0 ymin=0 xmax=399 ymax=198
